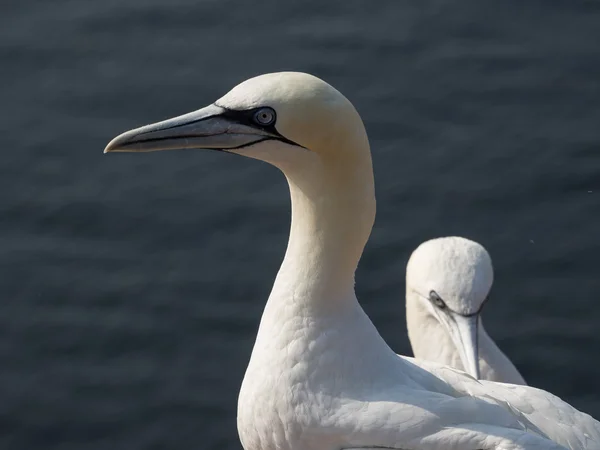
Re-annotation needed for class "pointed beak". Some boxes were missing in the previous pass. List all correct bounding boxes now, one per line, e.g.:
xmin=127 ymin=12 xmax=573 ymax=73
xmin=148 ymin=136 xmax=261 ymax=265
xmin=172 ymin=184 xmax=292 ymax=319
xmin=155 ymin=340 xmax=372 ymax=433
xmin=104 ymin=103 xmax=275 ymax=154
xmin=445 ymin=313 xmax=481 ymax=379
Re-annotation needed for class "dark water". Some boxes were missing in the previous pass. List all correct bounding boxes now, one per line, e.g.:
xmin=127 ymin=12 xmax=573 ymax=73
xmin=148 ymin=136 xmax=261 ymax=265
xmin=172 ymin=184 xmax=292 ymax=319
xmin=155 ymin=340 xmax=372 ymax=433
xmin=1 ymin=0 xmax=600 ymax=448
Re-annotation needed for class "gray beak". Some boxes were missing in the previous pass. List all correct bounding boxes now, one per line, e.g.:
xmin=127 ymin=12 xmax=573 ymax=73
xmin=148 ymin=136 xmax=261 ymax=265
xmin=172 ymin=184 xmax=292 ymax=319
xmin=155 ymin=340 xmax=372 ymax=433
xmin=437 ymin=311 xmax=481 ymax=379
xmin=451 ymin=313 xmax=481 ymax=379
xmin=104 ymin=103 xmax=276 ymax=153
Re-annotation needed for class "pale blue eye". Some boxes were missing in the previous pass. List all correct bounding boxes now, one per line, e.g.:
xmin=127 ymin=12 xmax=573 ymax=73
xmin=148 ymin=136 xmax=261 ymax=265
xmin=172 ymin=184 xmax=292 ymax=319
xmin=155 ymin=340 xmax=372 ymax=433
xmin=429 ymin=290 xmax=447 ymax=309
xmin=253 ymin=108 xmax=276 ymax=126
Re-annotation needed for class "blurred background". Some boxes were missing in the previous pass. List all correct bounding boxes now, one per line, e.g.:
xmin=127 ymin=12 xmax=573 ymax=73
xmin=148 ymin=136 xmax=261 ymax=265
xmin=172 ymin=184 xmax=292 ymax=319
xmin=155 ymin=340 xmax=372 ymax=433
xmin=1 ymin=0 xmax=600 ymax=448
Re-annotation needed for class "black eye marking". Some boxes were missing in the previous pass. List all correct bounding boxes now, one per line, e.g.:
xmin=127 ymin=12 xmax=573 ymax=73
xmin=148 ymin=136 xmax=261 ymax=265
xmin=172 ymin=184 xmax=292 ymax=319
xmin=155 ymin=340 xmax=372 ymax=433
xmin=429 ymin=290 xmax=447 ymax=309
xmin=215 ymin=104 xmax=304 ymax=149
xmin=253 ymin=107 xmax=276 ymax=126
xmin=217 ymin=105 xmax=278 ymax=132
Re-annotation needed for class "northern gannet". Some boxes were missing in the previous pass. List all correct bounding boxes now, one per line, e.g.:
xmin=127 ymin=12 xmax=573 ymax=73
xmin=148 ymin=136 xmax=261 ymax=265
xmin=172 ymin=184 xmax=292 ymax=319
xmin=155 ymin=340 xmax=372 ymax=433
xmin=106 ymin=72 xmax=599 ymax=450
xmin=406 ymin=236 xmax=527 ymax=384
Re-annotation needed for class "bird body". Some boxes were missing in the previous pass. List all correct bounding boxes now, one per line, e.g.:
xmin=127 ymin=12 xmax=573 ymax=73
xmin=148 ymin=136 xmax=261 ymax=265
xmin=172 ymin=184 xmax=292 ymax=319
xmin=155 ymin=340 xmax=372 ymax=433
xmin=106 ymin=72 xmax=599 ymax=450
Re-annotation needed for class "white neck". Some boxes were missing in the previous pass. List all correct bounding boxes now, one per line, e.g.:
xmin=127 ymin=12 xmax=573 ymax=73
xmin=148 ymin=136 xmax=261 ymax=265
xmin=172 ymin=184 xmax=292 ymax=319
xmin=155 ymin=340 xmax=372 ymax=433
xmin=262 ymin=135 xmax=376 ymax=308
xmin=406 ymin=292 xmax=466 ymax=370
xmin=237 ymin=136 xmax=377 ymax=357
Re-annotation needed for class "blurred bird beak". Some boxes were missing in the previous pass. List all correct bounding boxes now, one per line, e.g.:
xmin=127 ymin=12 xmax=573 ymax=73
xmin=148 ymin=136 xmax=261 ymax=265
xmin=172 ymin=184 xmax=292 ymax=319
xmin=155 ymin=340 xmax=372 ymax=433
xmin=439 ymin=312 xmax=481 ymax=379
xmin=104 ymin=103 xmax=278 ymax=153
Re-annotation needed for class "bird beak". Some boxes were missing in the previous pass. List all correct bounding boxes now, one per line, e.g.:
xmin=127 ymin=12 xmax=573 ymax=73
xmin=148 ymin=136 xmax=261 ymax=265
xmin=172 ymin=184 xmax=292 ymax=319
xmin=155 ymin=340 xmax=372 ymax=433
xmin=442 ymin=312 xmax=481 ymax=379
xmin=104 ymin=103 xmax=275 ymax=153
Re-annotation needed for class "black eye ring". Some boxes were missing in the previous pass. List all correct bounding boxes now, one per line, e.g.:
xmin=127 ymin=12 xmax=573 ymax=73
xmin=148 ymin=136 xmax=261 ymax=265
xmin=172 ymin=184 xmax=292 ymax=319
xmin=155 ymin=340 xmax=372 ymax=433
xmin=253 ymin=107 xmax=276 ymax=126
xmin=429 ymin=290 xmax=447 ymax=309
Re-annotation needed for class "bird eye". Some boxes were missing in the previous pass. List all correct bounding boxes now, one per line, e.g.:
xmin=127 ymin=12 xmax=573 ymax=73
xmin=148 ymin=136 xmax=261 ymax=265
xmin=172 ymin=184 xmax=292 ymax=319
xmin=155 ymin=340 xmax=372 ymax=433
xmin=429 ymin=290 xmax=447 ymax=309
xmin=253 ymin=107 xmax=276 ymax=126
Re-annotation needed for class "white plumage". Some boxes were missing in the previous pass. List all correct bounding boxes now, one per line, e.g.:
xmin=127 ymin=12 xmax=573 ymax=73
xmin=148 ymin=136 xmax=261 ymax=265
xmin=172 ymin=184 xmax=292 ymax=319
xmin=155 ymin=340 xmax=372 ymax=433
xmin=406 ymin=236 xmax=526 ymax=385
xmin=106 ymin=72 xmax=599 ymax=450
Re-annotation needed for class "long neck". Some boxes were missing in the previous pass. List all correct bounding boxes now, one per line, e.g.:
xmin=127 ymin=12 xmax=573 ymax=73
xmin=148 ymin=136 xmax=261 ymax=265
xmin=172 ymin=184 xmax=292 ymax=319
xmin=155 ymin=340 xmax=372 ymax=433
xmin=258 ymin=138 xmax=376 ymax=322
xmin=244 ymin=146 xmax=403 ymax=380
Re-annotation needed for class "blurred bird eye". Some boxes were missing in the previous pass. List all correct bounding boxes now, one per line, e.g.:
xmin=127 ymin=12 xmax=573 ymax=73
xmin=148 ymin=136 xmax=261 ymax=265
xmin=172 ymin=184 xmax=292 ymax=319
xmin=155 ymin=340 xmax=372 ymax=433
xmin=429 ymin=290 xmax=447 ymax=309
xmin=253 ymin=107 xmax=276 ymax=126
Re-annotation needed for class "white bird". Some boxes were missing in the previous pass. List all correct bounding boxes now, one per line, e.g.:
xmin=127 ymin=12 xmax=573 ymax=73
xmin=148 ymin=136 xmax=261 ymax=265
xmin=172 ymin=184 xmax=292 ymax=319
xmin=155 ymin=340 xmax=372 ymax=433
xmin=106 ymin=72 xmax=600 ymax=450
xmin=406 ymin=236 xmax=527 ymax=385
